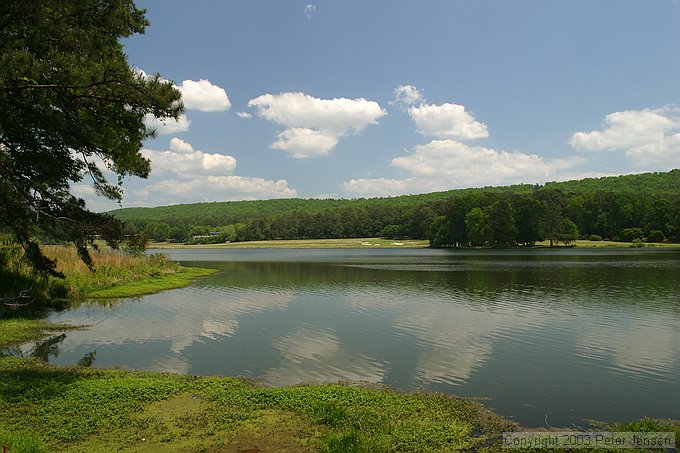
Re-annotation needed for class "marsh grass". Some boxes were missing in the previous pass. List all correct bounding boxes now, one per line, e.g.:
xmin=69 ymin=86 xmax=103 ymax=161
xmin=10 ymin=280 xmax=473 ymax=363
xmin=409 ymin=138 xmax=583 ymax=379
xmin=1 ymin=245 xmax=213 ymax=307
xmin=41 ymin=245 xmax=184 ymax=297
xmin=0 ymin=319 xmax=80 ymax=348
xmin=1 ymin=245 xmax=215 ymax=345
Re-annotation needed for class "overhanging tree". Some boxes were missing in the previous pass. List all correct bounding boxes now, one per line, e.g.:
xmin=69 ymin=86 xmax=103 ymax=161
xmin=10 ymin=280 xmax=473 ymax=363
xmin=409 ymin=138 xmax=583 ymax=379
xmin=0 ymin=1 xmax=182 ymax=275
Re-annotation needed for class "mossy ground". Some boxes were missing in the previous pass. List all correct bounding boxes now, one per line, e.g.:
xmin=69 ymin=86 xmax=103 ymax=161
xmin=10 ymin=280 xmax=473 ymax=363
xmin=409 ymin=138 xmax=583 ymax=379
xmin=0 ymin=357 xmax=514 ymax=453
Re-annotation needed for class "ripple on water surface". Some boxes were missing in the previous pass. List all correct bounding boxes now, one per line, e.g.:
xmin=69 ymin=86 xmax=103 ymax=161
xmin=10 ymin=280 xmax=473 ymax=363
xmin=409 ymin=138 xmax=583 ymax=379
xmin=17 ymin=249 xmax=679 ymax=427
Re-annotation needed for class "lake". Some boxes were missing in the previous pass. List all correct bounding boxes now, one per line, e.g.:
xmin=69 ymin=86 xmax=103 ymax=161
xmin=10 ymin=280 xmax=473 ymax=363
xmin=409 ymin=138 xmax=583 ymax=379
xmin=9 ymin=248 xmax=680 ymax=427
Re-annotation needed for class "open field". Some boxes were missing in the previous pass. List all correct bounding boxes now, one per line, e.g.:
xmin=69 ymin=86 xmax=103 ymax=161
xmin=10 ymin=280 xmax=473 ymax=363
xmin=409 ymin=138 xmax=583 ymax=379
xmin=539 ymin=239 xmax=680 ymax=248
xmin=149 ymin=237 xmax=431 ymax=249
xmin=148 ymin=237 xmax=680 ymax=249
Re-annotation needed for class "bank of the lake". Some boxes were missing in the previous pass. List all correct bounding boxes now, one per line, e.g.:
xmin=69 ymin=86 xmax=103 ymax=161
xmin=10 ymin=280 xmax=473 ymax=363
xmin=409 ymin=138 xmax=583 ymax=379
xmin=0 ymin=357 xmax=512 ymax=453
xmin=149 ymin=237 xmax=431 ymax=249
xmin=3 ymin=357 xmax=678 ymax=453
xmin=147 ymin=237 xmax=680 ymax=249
xmin=1 ymin=245 xmax=217 ymax=347
xmin=2 ymin=358 xmax=678 ymax=453
xmin=0 ymin=319 xmax=82 ymax=348
xmin=0 ymin=266 xmax=216 ymax=348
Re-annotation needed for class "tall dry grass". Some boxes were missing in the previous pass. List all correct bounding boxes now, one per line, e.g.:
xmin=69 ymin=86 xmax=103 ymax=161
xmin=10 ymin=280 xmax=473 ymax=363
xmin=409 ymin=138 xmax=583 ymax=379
xmin=41 ymin=246 xmax=182 ymax=296
xmin=1 ymin=245 xmax=181 ymax=303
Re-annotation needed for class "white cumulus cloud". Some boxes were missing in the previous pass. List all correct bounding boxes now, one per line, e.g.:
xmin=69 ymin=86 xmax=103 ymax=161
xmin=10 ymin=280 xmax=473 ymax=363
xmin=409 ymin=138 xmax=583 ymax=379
xmin=144 ymin=113 xmax=190 ymax=135
xmin=142 ymin=137 xmax=236 ymax=177
xmin=343 ymin=140 xmax=583 ymax=197
xmin=135 ymin=176 xmax=297 ymax=204
xmin=271 ymin=128 xmax=339 ymax=158
xmin=131 ymin=138 xmax=296 ymax=205
xmin=392 ymin=139 xmax=577 ymax=180
xmin=342 ymin=178 xmax=424 ymax=197
xmin=248 ymin=92 xmax=386 ymax=158
xmin=569 ymin=107 xmax=680 ymax=168
xmin=236 ymin=111 xmax=253 ymax=119
xmin=391 ymin=84 xmax=425 ymax=107
xmin=409 ymin=103 xmax=489 ymax=140
xmin=177 ymin=79 xmax=231 ymax=112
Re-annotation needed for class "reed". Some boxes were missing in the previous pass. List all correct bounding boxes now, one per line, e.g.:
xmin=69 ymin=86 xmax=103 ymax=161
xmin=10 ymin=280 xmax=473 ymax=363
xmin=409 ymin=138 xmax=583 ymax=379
xmin=1 ymin=245 xmax=183 ymax=307
xmin=41 ymin=246 xmax=183 ymax=297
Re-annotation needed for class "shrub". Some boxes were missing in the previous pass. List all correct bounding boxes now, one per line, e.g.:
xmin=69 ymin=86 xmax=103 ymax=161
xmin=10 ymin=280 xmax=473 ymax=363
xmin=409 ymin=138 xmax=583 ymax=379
xmin=630 ymin=238 xmax=645 ymax=248
xmin=647 ymin=230 xmax=665 ymax=242
xmin=589 ymin=234 xmax=603 ymax=242
xmin=621 ymin=227 xmax=644 ymax=242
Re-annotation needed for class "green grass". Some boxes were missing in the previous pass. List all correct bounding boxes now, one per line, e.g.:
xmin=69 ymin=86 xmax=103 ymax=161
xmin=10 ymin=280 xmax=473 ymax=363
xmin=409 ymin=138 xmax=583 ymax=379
xmin=149 ymin=237 xmax=431 ymax=249
xmin=0 ymin=428 xmax=47 ymax=453
xmin=1 ymin=246 xmax=217 ymax=352
xmin=83 ymin=266 xmax=216 ymax=298
xmin=537 ymin=240 xmax=680 ymax=248
xmin=147 ymin=237 xmax=680 ymax=250
xmin=1 ymin=245 xmax=217 ymax=305
xmin=0 ymin=319 xmax=81 ymax=348
xmin=2 ymin=357 xmax=676 ymax=452
xmin=0 ymin=357 xmax=512 ymax=452
xmin=42 ymin=247 xmax=206 ymax=298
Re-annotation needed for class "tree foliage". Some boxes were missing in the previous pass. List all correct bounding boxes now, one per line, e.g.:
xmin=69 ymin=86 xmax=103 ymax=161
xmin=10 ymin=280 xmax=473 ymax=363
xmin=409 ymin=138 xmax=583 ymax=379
xmin=0 ymin=0 xmax=182 ymax=274
xmin=109 ymin=170 xmax=680 ymax=248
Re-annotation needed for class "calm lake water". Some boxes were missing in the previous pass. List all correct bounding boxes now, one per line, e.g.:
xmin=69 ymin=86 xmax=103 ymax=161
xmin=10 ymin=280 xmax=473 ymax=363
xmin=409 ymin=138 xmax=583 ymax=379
xmin=9 ymin=248 xmax=680 ymax=427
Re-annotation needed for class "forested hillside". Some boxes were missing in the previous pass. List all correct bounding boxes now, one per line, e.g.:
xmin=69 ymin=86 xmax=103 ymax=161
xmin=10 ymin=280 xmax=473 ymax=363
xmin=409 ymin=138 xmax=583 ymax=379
xmin=111 ymin=170 xmax=680 ymax=246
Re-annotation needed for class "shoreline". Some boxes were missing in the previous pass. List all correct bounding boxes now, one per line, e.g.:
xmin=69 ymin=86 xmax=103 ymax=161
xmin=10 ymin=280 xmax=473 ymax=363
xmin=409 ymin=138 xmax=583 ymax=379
xmin=147 ymin=237 xmax=680 ymax=249
xmin=2 ymin=253 xmax=679 ymax=451
xmin=1 ymin=357 xmax=676 ymax=452
xmin=1 ymin=263 xmax=218 ymax=347
xmin=83 ymin=266 xmax=217 ymax=299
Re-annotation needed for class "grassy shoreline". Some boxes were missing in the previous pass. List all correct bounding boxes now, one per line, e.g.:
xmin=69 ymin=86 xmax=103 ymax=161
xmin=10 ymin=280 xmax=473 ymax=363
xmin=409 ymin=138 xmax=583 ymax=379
xmin=83 ymin=266 xmax=216 ymax=299
xmin=0 ymin=319 xmax=84 ymax=348
xmin=0 ymin=357 xmax=512 ymax=452
xmin=147 ymin=237 xmax=680 ymax=249
xmin=149 ymin=237 xmax=431 ymax=249
xmin=1 ymin=245 xmax=217 ymax=348
xmin=0 ymin=358 xmax=677 ymax=452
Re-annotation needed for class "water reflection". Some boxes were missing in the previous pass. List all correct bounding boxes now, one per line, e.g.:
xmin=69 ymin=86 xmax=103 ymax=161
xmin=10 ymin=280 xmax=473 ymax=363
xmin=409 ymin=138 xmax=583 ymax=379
xmin=10 ymin=249 xmax=680 ymax=427
xmin=2 ymin=333 xmax=97 ymax=368
xmin=262 ymin=327 xmax=386 ymax=386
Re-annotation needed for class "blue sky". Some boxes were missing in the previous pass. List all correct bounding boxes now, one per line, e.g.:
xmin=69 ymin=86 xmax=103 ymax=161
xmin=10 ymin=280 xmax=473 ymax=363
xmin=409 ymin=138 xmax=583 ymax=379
xmin=79 ymin=0 xmax=680 ymax=209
